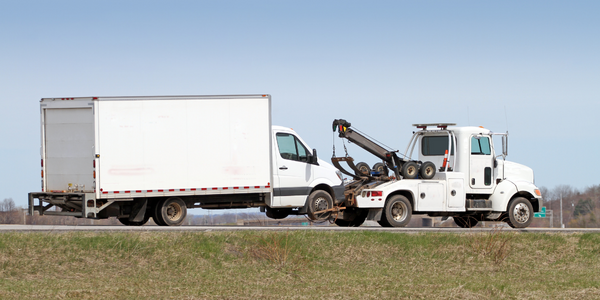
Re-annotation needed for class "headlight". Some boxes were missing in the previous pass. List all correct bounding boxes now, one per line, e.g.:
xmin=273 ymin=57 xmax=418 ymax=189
xmin=336 ymin=170 xmax=343 ymax=182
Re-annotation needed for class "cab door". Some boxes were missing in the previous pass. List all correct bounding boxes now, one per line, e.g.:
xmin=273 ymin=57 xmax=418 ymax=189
xmin=272 ymin=132 xmax=314 ymax=207
xmin=469 ymin=135 xmax=494 ymax=190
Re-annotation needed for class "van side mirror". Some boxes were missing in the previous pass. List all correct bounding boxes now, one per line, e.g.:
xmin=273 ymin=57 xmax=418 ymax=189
xmin=310 ymin=149 xmax=319 ymax=165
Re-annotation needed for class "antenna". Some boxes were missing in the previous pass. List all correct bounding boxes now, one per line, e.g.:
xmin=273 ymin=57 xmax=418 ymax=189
xmin=467 ymin=106 xmax=470 ymax=126
xmin=504 ymin=106 xmax=509 ymax=132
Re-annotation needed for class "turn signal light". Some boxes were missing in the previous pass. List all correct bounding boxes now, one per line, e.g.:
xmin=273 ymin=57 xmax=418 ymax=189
xmin=535 ymin=189 xmax=541 ymax=196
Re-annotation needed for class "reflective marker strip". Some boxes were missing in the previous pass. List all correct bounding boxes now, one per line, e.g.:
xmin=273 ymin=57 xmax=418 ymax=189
xmin=100 ymin=186 xmax=271 ymax=194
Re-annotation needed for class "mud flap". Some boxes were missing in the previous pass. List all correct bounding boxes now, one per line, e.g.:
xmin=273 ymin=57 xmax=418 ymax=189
xmin=366 ymin=208 xmax=382 ymax=221
xmin=129 ymin=199 xmax=148 ymax=222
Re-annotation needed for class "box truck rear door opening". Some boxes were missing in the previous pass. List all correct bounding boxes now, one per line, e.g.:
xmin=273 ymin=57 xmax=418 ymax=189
xmin=43 ymin=107 xmax=94 ymax=192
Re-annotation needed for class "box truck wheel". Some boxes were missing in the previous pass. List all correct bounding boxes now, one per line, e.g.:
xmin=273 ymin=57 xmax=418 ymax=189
xmin=266 ymin=208 xmax=290 ymax=219
xmin=379 ymin=195 xmax=412 ymax=227
xmin=152 ymin=199 xmax=166 ymax=226
xmin=506 ymin=197 xmax=533 ymax=228
xmin=307 ymin=190 xmax=333 ymax=221
xmin=155 ymin=197 xmax=187 ymax=226
xmin=401 ymin=162 xmax=419 ymax=179
xmin=453 ymin=216 xmax=478 ymax=228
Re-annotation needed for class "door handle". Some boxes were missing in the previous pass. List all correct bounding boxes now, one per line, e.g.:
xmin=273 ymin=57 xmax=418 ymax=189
xmin=279 ymin=166 xmax=288 ymax=170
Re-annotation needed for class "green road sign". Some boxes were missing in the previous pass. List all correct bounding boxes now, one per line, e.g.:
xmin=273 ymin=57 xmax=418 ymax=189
xmin=534 ymin=206 xmax=546 ymax=218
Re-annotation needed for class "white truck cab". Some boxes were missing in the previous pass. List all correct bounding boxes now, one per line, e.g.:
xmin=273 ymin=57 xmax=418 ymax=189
xmin=269 ymin=126 xmax=344 ymax=218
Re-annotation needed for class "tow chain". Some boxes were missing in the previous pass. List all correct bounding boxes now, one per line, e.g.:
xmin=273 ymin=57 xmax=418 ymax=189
xmin=332 ymin=132 xmax=350 ymax=158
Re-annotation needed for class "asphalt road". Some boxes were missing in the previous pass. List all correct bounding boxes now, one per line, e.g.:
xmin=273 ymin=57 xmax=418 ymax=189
xmin=1 ymin=225 xmax=599 ymax=233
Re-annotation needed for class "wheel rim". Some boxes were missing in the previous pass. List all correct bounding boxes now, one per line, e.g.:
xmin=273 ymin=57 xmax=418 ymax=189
xmin=312 ymin=196 xmax=331 ymax=219
xmin=513 ymin=203 xmax=530 ymax=223
xmin=391 ymin=201 xmax=408 ymax=221
xmin=166 ymin=202 xmax=183 ymax=221
xmin=424 ymin=166 xmax=433 ymax=176
xmin=314 ymin=197 xmax=329 ymax=212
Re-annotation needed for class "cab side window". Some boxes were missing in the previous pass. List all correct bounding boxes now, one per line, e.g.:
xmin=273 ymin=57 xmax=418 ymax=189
xmin=422 ymin=136 xmax=455 ymax=156
xmin=276 ymin=133 xmax=310 ymax=162
xmin=471 ymin=136 xmax=491 ymax=155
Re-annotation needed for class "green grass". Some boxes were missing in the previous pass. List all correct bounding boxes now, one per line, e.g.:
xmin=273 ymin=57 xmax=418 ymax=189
xmin=0 ymin=230 xmax=599 ymax=299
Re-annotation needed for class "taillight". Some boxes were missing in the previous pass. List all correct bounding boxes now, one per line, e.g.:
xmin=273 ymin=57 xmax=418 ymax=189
xmin=371 ymin=191 xmax=382 ymax=197
xmin=41 ymin=159 xmax=43 ymax=167
xmin=93 ymin=160 xmax=95 ymax=168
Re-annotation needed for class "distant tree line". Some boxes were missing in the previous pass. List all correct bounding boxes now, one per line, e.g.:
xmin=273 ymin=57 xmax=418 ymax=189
xmin=0 ymin=198 xmax=21 ymax=224
xmin=533 ymin=184 xmax=600 ymax=228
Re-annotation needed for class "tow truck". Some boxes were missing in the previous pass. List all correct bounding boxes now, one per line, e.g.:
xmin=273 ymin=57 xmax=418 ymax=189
xmin=327 ymin=119 xmax=543 ymax=228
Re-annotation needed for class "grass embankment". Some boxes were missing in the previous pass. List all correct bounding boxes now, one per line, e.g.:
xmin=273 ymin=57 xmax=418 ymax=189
xmin=0 ymin=230 xmax=599 ymax=299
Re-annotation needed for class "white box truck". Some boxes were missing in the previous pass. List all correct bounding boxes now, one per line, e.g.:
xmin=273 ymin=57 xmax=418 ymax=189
xmin=29 ymin=95 xmax=344 ymax=226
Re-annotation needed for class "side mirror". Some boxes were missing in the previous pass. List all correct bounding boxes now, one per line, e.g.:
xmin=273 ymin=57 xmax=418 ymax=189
xmin=502 ymin=134 xmax=508 ymax=157
xmin=310 ymin=149 xmax=319 ymax=165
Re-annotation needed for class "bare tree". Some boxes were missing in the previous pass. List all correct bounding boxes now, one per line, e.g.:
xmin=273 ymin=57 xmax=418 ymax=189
xmin=0 ymin=198 xmax=19 ymax=224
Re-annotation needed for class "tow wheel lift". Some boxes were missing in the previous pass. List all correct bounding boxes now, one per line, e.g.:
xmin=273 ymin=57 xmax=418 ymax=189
xmin=331 ymin=119 xmax=435 ymax=181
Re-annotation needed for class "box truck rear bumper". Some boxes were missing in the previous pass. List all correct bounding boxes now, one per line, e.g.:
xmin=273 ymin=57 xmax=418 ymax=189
xmin=29 ymin=192 xmax=114 ymax=219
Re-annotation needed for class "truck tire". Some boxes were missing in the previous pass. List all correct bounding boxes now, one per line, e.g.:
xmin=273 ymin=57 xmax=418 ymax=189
xmin=506 ymin=197 xmax=533 ymax=228
xmin=152 ymin=199 xmax=167 ymax=226
xmin=372 ymin=162 xmax=387 ymax=176
xmin=453 ymin=216 xmax=478 ymax=228
xmin=307 ymin=190 xmax=333 ymax=221
xmin=334 ymin=209 xmax=367 ymax=227
xmin=401 ymin=162 xmax=419 ymax=179
xmin=419 ymin=161 xmax=436 ymax=180
xmin=157 ymin=197 xmax=187 ymax=226
xmin=379 ymin=195 xmax=412 ymax=227
xmin=266 ymin=208 xmax=290 ymax=219
xmin=355 ymin=162 xmax=371 ymax=176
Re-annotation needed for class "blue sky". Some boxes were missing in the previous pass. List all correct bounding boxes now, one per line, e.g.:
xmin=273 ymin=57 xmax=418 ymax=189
xmin=1 ymin=0 xmax=599 ymax=208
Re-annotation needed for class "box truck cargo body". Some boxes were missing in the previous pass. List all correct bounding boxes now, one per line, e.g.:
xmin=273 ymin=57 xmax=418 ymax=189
xmin=29 ymin=95 xmax=344 ymax=226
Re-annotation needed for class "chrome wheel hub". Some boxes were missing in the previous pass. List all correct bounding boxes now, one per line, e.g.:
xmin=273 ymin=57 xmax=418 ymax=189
xmin=513 ymin=203 xmax=530 ymax=223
